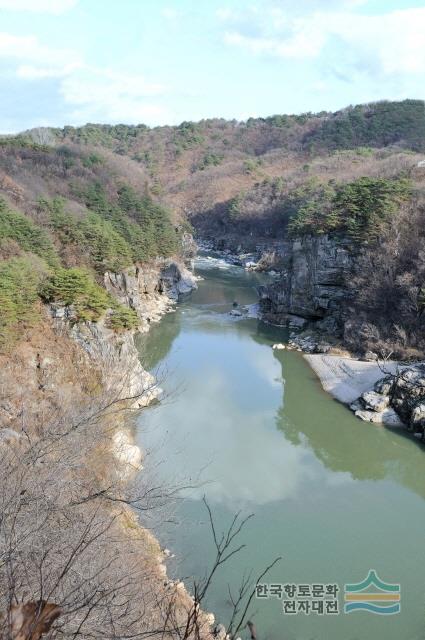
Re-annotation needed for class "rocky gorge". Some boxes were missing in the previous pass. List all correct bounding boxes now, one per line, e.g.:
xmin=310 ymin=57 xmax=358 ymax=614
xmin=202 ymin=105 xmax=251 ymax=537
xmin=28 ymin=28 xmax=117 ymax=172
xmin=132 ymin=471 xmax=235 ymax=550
xmin=199 ymin=234 xmax=356 ymax=339
xmin=1 ymin=100 xmax=425 ymax=638
xmin=197 ymin=237 xmax=425 ymax=444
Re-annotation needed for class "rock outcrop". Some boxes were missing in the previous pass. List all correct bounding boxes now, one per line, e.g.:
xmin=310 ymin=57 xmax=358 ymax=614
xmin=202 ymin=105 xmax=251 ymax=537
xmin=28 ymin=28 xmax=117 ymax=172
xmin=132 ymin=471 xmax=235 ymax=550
xmin=390 ymin=365 xmax=425 ymax=436
xmin=351 ymin=364 xmax=425 ymax=438
xmin=258 ymin=235 xmax=354 ymax=335
xmin=49 ymin=260 xmax=198 ymax=408
xmin=104 ymin=259 xmax=198 ymax=332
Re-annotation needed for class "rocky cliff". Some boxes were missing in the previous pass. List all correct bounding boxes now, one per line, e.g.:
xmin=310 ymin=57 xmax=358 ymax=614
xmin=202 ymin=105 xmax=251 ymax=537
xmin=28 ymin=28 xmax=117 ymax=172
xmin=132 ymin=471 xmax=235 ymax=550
xmin=53 ymin=260 xmax=198 ymax=406
xmin=104 ymin=259 xmax=198 ymax=333
xmin=258 ymin=234 xmax=355 ymax=335
xmin=1 ymin=259 xmax=198 ymax=429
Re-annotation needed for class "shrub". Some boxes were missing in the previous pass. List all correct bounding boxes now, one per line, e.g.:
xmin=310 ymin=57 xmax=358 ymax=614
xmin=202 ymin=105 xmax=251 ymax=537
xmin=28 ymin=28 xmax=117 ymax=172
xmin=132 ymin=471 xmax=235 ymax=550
xmin=197 ymin=152 xmax=224 ymax=171
xmin=82 ymin=153 xmax=104 ymax=168
xmin=288 ymin=177 xmax=411 ymax=240
xmin=228 ymin=193 xmax=245 ymax=220
xmin=39 ymin=266 xmax=139 ymax=329
xmin=287 ymin=181 xmax=337 ymax=236
xmin=243 ymin=159 xmax=262 ymax=175
xmin=0 ymin=200 xmax=59 ymax=266
xmin=173 ymin=121 xmax=205 ymax=149
xmin=108 ymin=304 xmax=139 ymax=331
xmin=305 ymin=100 xmax=425 ymax=152
xmin=333 ymin=177 xmax=411 ymax=240
xmin=40 ymin=267 xmax=110 ymax=321
xmin=42 ymin=197 xmax=83 ymax=246
xmin=0 ymin=256 xmax=46 ymax=349
xmin=80 ymin=183 xmax=178 ymax=262
xmin=78 ymin=213 xmax=133 ymax=272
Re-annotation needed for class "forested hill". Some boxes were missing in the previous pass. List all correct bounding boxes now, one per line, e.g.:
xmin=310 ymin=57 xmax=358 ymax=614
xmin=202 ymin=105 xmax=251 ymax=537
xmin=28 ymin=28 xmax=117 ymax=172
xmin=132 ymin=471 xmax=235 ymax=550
xmin=0 ymin=140 xmax=182 ymax=350
xmin=28 ymin=99 xmax=425 ymax=220
xmin=0 ymin=99 xmax=424 ymax=353
xmin=52 ymin=98 xmax=425 ymax=154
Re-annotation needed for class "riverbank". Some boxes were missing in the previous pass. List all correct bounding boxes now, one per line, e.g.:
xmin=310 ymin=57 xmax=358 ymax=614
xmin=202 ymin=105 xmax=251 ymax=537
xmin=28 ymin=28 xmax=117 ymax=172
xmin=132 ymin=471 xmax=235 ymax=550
xmin=134 ymin=252 xmax=425 ymax=640
xmin=0 ymin=256 xmax=222 ymax=639
xmin=305 ymin=353 xmax=425 ymax=438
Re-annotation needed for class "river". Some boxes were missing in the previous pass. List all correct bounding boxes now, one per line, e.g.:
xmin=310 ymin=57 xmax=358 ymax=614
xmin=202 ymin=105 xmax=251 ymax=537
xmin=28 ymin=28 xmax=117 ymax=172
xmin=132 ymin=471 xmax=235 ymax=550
xmin=136 ymin=255 xmax=425 ymax=640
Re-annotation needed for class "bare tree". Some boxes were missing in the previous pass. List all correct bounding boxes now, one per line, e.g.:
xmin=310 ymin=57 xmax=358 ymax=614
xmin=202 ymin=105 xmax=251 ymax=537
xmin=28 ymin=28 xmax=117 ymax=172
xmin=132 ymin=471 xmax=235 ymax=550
xmin=1 ymin=368 xmax=280 ymax=640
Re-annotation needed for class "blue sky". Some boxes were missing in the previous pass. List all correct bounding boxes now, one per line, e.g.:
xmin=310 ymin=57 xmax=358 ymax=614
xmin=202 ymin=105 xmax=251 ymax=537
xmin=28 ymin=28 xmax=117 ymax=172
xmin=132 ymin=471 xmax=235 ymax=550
xmin=0 ymin=0 xmax=424 ymax=132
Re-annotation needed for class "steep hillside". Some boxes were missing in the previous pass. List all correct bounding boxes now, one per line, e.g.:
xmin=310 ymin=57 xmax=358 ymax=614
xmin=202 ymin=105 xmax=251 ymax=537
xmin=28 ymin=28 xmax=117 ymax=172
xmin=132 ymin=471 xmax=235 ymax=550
xmin=1 ymin=99 xmax=425 ymax=637
xmin=13 ymin=99 xmax=425 ymax=219
xmin=1 ymin=99 xmax=424 ymax=358
xmin=0 ymin=139 xmax=187 ymax=349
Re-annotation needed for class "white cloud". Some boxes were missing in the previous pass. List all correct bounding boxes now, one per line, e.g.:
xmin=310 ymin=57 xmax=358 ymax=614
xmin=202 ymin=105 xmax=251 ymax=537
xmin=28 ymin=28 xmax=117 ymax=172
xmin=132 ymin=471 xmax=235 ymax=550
xmin=0 ymin=29 xmax=171 ymax=126
xmin=60 ymin=67 xmax=170 ymax=125
xmin=0 ymin=32 xmax=82 ymax=73
xmin=223 ymin=6 xmax=425 ymax=78
xmin=16 ymin=62 xmax=81 ymax=79
xmin=0 ymin=0 xmax=77 ymax=13
xmin=224 ymin=23 xmax=325 ymax=60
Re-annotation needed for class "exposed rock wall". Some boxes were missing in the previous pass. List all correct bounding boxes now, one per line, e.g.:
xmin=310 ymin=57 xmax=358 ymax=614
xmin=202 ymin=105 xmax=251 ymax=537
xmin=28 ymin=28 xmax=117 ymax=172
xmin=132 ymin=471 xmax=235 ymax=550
xmin=258 ymin=235 xmax=355 ymax=335
xmin=0 ymin=259 xmax=197 ymax=429
xmin=50 ymin=259 xmax=198 ymax=406
xmin=104 ymin=259 xmax=198 ymax=331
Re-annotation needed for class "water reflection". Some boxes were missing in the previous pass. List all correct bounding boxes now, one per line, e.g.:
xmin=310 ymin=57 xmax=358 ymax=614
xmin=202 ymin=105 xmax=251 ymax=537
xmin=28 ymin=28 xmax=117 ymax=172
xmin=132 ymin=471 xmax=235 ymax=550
xmin=275 ymin=350 xmax=425 ymax=499
xmin=137 ymin=259 xmax=425 ymax=508
xmin=136 ymin=258 xmax=425 ymax=640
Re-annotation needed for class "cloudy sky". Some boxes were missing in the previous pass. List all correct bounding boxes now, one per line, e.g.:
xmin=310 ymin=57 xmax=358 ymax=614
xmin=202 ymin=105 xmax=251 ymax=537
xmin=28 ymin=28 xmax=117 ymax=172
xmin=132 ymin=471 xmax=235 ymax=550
xmin=0 ymin=0 xmax=424 ymax=132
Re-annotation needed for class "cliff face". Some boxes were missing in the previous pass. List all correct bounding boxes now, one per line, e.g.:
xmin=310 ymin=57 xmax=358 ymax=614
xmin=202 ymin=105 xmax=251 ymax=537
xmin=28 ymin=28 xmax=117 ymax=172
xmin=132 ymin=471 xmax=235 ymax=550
xmin=1 ymin=260 xmax=197 ymax=429
xmin=0 ymin=256 xmax=219 ymax=640
xmin=104 ymin=259 xmax=198 ymax=332
xmin=55 ymin=260 xmax=197 ymax=405
xmin=258 ymin=235 xmax=355 ymax=335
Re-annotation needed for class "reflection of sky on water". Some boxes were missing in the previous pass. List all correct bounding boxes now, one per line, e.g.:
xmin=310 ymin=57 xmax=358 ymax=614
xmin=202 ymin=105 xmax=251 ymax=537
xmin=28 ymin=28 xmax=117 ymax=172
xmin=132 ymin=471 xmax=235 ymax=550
xmin=136 ymin=260 xmax=425 ymax=640
xmin=138 ymin=326 xmax=354 ymax=509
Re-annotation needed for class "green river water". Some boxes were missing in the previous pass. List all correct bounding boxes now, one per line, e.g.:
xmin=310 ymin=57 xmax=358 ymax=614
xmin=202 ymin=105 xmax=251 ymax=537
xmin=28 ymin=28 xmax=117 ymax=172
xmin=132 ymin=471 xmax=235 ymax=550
xmin=136 ymin=255 xmax=425 ymax=640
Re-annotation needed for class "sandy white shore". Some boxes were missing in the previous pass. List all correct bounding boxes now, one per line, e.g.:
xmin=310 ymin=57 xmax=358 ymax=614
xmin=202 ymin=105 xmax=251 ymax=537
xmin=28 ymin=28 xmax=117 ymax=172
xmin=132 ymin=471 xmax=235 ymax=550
xmin=304 ymin=354 xmax=400 ymax=404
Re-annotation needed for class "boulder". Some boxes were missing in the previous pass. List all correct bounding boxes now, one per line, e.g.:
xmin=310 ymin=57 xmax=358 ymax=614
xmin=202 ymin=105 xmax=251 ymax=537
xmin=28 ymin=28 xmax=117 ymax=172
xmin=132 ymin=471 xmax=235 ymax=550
xmin=112 ymin=430 xmax=143 ymax=474
xmin=390 ymin=364 xmax=425 ymax=429
xmin=288 ymin=315 xmax=308 ymax=329
xmin=272 ymin=343 xmax=285 ymax=350
xmin=360 ymin=391 xmax=390 ymax=413
xmin=350 ymin=399 xmax=363 ymax=412
xmin=374 ymin=375 xmax=395 ymax=396
xmin=355 ymin=408 xmax=404 ymax=427
xmin=364 ymin=351 xmax=378 ymax=361
xmin=410 ymin=402 xmax=425 ymax=430
xmin=316 ymin=342 xmax=331 ymax=354
xmin=213 ymin=624 xmax=227 ymax=640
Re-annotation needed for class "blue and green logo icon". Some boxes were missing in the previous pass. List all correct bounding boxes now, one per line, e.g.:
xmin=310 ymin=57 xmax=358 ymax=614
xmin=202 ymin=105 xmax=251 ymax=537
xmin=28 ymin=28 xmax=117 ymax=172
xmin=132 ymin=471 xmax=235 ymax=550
xmin=344 ymin=570 xmax=400 ymax=615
